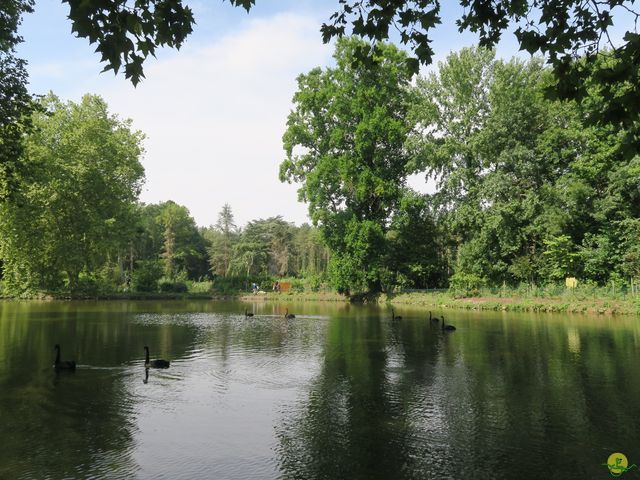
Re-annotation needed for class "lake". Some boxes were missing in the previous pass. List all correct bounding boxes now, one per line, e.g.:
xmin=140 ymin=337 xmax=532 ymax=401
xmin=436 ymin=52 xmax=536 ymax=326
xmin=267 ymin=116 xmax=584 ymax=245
xmin=1 ymin=300 xmax=639 ymax=479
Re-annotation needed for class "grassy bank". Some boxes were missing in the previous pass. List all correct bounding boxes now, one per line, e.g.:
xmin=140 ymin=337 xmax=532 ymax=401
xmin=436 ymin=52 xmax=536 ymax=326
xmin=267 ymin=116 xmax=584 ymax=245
xmin=4 ymin=285 xmax=638 ymax=316
xmin=241 ymin=287 xmax=640 ymax=316
xmin=0 ymin=292 xmax=219 ymax=301
xmin=0 ymin=287 xmax=346 ymax=303
xmin=238 ymin=291 xmax=347 ymax=302
xmin=382 ymin=291 xmax=640 ymax=315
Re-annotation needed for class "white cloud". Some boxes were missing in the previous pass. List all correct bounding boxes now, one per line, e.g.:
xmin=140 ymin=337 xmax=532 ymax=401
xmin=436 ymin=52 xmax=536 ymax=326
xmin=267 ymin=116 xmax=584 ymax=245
xmin=96 ymin=12 xmax=332 ymax=228
xmin=27 ymin=62 xmax=67 ymax=80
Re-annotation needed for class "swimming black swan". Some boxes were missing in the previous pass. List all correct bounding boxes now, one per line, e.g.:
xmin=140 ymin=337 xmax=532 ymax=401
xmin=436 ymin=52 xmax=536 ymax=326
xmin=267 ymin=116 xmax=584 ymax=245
xmin=53 ymin=344 xmax=76 ymax=370
xmin=144 ymin=346 xmax=170 ymax=368
xmin=441 ymin=316 xmax=456 ymax=331
xmin=245 ymin=309 xmax=254 ymax=317
xmin=284 ymin=308 xmax=295 ymax=319
xmin=429 ymin=311 xmax=439 ymax=323
xmin=391 ymin=309 xmax=402 ymax=320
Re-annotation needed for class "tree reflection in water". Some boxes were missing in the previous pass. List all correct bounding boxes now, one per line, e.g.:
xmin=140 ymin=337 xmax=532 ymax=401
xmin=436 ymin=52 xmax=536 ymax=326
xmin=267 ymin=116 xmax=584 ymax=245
xmin=275 ymin=311 xmax=640 ymax=480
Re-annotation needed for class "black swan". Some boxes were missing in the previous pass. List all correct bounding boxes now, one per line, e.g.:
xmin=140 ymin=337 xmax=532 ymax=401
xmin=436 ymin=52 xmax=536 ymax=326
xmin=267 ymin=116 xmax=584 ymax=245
xmin=53 ymin=344 xmax=76 ymax=370
xmin=284 ymin=308 xmax=295 ymax=319
xmin=391 ymin=308 xmax=402 ymax=320
xmin=441 ymin=316 xmax=456 ymax=331
xmin=429 ymin=311 xmax=439 ymax=323
xmin=245 ymin=309 xmax=254 ymax=317
xmin=144 ymin=346 xmax=170 ymax=368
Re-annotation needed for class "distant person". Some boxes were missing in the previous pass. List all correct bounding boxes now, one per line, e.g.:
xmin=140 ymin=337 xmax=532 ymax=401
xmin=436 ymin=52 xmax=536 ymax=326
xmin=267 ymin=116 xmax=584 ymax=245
xmin=252 ymin=282 xmax=258 ymax=294
xmin=274 ymin=281 xmax=280 ymax=292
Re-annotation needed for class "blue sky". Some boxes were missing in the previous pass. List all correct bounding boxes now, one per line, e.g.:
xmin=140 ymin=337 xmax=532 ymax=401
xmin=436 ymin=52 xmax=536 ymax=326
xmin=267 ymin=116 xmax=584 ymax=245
xmin=14 ymin=1 xmax=583 ymax=228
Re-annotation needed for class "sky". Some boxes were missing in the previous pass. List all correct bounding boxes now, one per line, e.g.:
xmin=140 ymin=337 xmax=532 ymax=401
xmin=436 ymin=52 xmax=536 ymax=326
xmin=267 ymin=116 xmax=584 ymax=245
xmin=15 ymin=1 xmax=531 ymax=228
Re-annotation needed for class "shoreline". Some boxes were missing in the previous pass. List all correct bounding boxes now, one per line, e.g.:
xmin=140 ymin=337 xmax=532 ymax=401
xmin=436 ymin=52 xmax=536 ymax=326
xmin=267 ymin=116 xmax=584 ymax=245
xmin=381 ymin=292 xmax=640 ymax=316
xmin=0 ymin=291 xmax=348 ymax=302
xmin=237 ymin=291 xmax=347 ymax=302
xmin=1 ymin=290 xmax=638 ymax=315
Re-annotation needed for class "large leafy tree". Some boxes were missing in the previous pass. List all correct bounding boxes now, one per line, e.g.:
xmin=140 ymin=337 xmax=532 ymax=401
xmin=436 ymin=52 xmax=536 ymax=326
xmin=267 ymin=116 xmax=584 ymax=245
xmin=411 ymin=47 xmax=640 ymax=287
xmin=385 ymin=190 xmax=442 ymax=289
xmin=0 ymin=93 xmax=145 ymax=293
xmin=281 ymin=37 xmax=415 ymax=296
xmin=0 ymin=0 xmax=35 ymax=201
xmin=410 ymin=48 xmax=571 ymax=284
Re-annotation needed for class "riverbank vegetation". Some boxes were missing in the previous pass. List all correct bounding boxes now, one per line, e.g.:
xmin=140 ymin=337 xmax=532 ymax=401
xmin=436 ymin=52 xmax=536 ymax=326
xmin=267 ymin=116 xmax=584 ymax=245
xmin=0 ymin=93 xmax=330 ymax=298
xmin=1 ymin=38 xmax=639 ymax=307
xmin=383 ymin=286 xmax=640 ymax=316
xmin=280 ymin=38 xmax=640 ymax=303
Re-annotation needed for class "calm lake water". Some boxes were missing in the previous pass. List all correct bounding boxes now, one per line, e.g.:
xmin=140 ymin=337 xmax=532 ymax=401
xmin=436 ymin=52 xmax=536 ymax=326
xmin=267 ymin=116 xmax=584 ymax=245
xmin=1 ymin=300 xmax=639 ymax=479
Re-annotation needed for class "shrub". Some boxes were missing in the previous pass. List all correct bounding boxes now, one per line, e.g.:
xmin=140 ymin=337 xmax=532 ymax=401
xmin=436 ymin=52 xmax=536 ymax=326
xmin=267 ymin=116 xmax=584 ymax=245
xmin=449 ymin=272 xmax=487 ymax=297
xmin=188 ymin=281 xmax=213 ymax=293
xmin=75 ymin=272 xmax=99 ymax=296
xmin=159 ymin=281 xmax=188 ymax=293
xmin=305 ymin=273 xmax=323 ymax=292
xmin=131 ymin=260 xmax=163 ymax=292
xmin=95 ymin=263 xmax=125 ymax=293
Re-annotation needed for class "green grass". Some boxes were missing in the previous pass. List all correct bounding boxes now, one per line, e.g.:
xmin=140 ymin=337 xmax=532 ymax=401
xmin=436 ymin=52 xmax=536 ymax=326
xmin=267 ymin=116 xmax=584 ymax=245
xmin=382 ymin=289 xmax=640 ymax=315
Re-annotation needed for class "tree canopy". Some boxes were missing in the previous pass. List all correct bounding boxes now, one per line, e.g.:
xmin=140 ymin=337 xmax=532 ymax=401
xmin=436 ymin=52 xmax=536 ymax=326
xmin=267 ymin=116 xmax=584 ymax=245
xmin=281 ymin=37 xmax=428 ymax=295
xmin=278 ymin=38 xmax=640 ymax=296
xmin=1 ymin=0 xmax=639 ymax=203
xmin=22 ymin=1 xmax=628 ymax=152
xmin=0 ymin=93 xmax=145 ymax=293
xmin=408 ymin=45 xmax=640 ymax=289
xmin=0 ymin=46 xmax=637 ymax=298
xmin=0 ymin=0 xmax=35 ymax=201
xmin=55 ymin=0 xmax=640 ymax=118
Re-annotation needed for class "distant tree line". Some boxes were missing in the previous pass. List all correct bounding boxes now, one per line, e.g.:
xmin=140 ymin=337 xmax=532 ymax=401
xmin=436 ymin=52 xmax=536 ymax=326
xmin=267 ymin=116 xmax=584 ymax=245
xmin=0 ymin=94 xmax=329 ymax=296
xmin=122 ymin=201 xmax=330 ymax=295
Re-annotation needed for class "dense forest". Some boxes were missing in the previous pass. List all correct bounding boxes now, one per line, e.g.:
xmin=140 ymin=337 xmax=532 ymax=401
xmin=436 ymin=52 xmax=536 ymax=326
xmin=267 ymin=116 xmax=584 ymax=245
xmin=282 ymin=39 xmax=640 ymax=297
xmin=0 ymin=38 xmax=639 ymax=298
